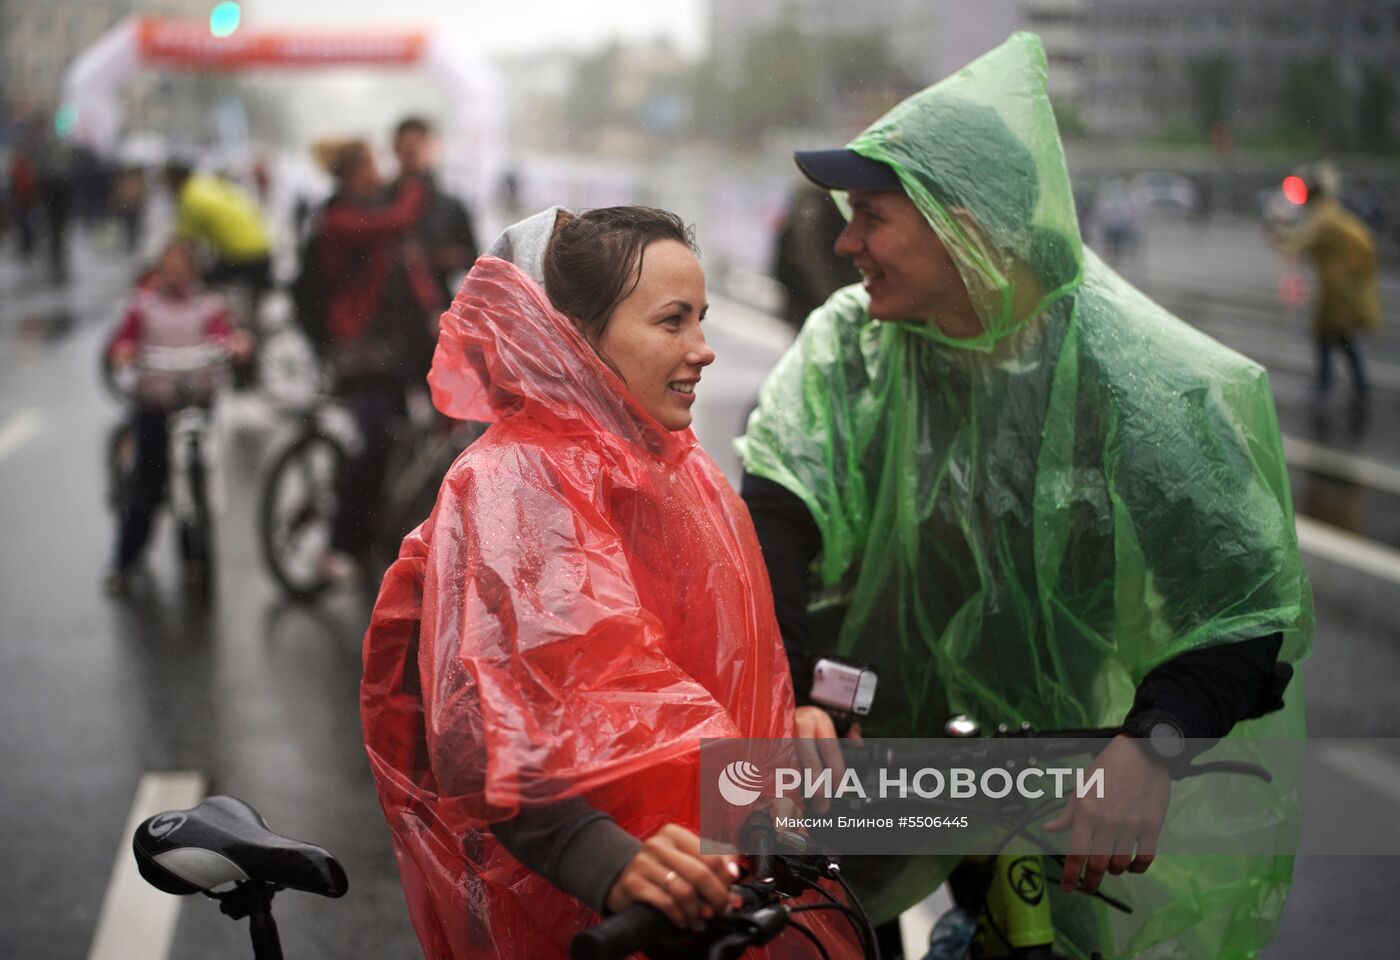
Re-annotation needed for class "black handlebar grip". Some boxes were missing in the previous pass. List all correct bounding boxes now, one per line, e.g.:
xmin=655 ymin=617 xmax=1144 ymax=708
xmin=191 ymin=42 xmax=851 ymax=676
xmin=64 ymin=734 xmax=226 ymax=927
xmin=570 ymin=904 xmax=673 ymax=960
xmin=741 ymin=810 xmax=776 ymax=880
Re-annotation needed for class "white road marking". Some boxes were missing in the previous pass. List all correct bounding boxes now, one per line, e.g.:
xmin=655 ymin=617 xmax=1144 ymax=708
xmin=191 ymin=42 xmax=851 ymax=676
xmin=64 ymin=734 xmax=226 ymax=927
xmin=1316 ymin=742 xmax=1400 ymax=807
xmin=0 ymin=408 xmax=43 ymax=463
xmin=86 ymin=771 xmax=207 ymax=960
xmin=1296 ymin=515 xmax=1400 ymax=586
xmin=1285 ymin=435 xmax=1400 ymax=499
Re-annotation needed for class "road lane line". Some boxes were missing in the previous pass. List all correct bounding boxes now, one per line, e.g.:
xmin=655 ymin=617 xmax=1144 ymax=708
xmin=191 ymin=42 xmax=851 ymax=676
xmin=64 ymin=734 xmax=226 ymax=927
xmin=1284 ymin=435 xmax=1400 ymax=499
xmin=87 ymin=771 xmax=207 ymax=960
xmin=1316 ymin=743 xmax=1400 ymax=806
xmin=1295 ymin=515 xmax=1400 ymax=586
xmin=0 ymin=408 xmax=42 ymax=463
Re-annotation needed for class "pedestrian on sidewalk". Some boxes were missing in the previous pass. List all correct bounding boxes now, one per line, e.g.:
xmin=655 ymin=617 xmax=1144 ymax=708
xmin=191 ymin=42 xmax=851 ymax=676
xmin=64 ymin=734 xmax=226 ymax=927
xmin=1271 ymin=161 xmax=1383 ymax=410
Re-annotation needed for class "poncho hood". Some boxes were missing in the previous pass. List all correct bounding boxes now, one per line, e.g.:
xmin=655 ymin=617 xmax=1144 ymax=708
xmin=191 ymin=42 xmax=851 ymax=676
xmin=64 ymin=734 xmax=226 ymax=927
xmin=427 ymin=250 xmax=695 ymax=463
xmin=846 ymin=31 xmax=1084 ymax=350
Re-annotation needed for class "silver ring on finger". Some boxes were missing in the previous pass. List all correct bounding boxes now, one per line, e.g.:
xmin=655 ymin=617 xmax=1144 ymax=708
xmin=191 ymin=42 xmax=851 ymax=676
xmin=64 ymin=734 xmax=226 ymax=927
xmin=663 ymin=870 xmax=679 ymax=890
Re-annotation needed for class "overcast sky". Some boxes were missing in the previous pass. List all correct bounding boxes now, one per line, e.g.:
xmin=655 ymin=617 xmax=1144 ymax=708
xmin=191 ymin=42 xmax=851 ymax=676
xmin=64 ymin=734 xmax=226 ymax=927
xmin=243 ymin=0 xmax=708 ymax=57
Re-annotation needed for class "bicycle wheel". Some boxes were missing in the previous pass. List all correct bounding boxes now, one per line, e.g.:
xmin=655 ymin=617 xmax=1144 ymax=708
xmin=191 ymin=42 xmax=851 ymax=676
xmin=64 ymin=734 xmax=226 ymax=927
xmin=259 ymin=430 xmax=346 ymax=600
xmin=374 ymin=421 xmax=484 ymax=568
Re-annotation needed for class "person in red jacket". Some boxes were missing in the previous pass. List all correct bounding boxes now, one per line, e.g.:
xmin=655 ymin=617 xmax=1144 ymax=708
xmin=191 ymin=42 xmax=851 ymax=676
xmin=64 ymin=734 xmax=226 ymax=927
xmin=306 ymin=140 xmax=436 ymax=573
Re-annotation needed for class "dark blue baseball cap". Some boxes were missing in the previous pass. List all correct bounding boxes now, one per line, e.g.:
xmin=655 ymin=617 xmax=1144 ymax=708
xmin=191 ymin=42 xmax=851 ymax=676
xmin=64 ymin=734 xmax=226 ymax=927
xmin=793 ymin=149 xmax=902 ymax=191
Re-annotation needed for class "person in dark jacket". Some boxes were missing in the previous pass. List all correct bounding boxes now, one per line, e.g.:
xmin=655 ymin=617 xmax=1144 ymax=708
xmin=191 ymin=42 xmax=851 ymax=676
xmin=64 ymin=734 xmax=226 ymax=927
xmin=772 ymin=181 xmax=860 ymax=329
xmin=385 ymin=116 xmax=480 ymax=379
xmin=307 ymin=139 xmax=432 ymax=572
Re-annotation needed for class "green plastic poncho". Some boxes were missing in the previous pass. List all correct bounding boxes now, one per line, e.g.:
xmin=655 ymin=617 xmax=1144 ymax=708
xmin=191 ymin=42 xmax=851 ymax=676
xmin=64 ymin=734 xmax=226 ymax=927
xmin=739 ymin=33 xmax=1313 ymax=959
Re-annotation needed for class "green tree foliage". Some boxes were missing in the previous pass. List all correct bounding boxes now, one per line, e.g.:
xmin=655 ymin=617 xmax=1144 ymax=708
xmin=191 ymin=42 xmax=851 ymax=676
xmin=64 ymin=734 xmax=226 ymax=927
xmin=688 ymin=23 xmax=911 ymax=146
xmin=1356 ymin=69 xmax=1396 ymax=154
xmin=1280 ymin=58 xmax=1341 ymax=149
xmin=1190 ymin=55 xmax=1235 ymax=136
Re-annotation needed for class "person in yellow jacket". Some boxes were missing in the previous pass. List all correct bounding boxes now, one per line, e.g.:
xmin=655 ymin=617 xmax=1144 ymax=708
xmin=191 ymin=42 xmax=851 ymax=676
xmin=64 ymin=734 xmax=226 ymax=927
xmin=1273 ymin=162 xmax=1383 ymax=406
xmin=164 ymin=162 xmax=273 ymax=304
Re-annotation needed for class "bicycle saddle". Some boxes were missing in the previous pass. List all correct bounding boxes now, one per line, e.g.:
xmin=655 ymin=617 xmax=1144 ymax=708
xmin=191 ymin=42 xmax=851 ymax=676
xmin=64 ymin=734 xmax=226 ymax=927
xmin=132 ymin=795 xmax=348 ymax=899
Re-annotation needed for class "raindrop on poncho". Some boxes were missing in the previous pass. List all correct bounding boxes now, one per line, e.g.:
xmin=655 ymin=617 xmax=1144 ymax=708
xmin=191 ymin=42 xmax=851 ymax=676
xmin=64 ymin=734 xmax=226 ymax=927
xmin=362 ymin=251 xmax=861 ymax=958
xmin=739 ymin=33 xmax=1313 ymax=959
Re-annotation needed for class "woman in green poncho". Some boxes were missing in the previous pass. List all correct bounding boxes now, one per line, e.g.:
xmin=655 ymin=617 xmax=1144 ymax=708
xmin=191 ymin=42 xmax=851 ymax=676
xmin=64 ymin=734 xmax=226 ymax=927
xmin=739 ymin=33 xmax=1312 ymax=960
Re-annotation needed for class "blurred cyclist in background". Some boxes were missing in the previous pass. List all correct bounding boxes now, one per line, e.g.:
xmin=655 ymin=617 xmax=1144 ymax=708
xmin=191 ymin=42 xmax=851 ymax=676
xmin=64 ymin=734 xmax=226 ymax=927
xmin=303 ymin=139 xmax=431 ymax=576
xmin=164 ymin=161 xmax=274 ymax=317
xmin=103 ymin=240 xmax=250 ymax=594
xmin=386 ymin=115 xmax=479 ymax=379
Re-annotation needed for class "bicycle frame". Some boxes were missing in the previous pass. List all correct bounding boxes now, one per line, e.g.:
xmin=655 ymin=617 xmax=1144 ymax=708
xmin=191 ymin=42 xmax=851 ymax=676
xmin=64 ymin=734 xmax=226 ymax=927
xmin=167 ymin=406 xmax=218 ymax=528
xmin=955 ymin=854 xmax=1057 ymax=958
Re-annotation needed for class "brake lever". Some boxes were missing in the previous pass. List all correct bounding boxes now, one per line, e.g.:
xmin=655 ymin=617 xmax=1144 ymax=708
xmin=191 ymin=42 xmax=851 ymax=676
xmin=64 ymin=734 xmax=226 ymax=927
xmin=1176 ymin=760 xmax=1273 ymax=782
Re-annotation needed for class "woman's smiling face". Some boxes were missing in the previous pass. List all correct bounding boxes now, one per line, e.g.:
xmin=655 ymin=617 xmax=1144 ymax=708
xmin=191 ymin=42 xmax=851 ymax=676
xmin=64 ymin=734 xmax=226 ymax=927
xmin=597 ymin=239 xmax=715 ymax=431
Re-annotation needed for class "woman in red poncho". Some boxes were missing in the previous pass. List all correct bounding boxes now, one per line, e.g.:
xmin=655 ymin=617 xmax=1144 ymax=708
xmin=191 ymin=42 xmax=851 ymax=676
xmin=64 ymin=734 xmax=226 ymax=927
xmin=361 ymin=207 xmax=862 ymax=959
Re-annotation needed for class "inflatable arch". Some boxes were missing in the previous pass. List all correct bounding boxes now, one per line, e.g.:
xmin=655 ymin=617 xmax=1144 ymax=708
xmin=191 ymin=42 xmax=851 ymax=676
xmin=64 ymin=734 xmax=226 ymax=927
xmin=60 ymin=16 xmax=505 ymax=208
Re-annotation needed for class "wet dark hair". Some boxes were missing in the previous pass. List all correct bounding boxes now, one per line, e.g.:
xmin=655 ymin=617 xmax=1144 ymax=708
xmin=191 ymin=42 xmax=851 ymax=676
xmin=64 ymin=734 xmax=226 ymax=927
xmin=156 ymin=237 xmax=200 ymax=267
xmin=163 ymin=162 xmax=192 ymax=191
xmin=328 ymin=141 xmax=372 ymax=182
xmin=394 ymin=115 xmax=433 ymax=140
xmin=543 ymin=206 xmax=697 ymax=347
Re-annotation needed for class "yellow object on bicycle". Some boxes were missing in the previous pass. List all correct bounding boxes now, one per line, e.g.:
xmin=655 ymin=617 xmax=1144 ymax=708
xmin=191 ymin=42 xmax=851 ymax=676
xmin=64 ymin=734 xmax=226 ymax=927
xmin=977 ymin=855 xmax=1056 ymax=957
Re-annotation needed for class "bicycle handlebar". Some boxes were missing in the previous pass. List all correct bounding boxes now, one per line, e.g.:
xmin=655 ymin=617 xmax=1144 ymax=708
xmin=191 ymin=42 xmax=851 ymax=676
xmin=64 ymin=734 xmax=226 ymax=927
xmin=570 ymin=722 xmax=1274 ymax=959
xmin=570 ymin=901 xmax=678 ymax=960
xmin=136 ymin=343 xmax=231 ymax=374
xmin=845 ymin=727 xmax=1119 ymax=774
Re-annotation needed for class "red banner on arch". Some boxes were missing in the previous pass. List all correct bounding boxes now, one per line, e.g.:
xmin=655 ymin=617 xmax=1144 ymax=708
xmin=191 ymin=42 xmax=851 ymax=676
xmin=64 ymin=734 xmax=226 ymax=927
xmin=136 ymin=17 xmax=427 ymax=69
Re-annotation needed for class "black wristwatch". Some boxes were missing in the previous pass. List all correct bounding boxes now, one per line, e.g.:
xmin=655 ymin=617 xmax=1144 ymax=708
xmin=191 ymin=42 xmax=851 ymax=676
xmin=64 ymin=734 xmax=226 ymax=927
xmin=1122 ymin=709 xmax=1188 ymax=769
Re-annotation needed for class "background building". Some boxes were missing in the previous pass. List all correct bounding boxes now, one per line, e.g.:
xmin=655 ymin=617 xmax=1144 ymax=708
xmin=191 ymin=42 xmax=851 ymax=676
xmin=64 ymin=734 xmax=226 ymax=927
xmin=709 ymin=0 xmax=1017 ymax=88
xmin=707 ymin=0 xmax=1399 ymax=152
xmin=1079 ymin=0 xmax=1400 ymax=150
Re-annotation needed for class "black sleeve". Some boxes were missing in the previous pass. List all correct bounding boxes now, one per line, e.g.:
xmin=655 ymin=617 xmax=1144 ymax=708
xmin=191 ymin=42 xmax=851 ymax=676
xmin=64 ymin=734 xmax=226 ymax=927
xmin=453 ymin=199 xmax=479 ymax=262
xmin=741 ymin=471 xmax=823 ymax=703
xmin=1127 ymin=632 xmax=1284 ymax=740
xmin=489 ymin=798 xmax=641 ymax=915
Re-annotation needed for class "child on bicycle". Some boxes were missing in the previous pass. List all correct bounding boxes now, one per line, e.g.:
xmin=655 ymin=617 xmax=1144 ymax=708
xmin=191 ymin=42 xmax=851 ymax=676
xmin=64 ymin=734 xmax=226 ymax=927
xmin=103 ymin=239 xmax=250 ymax=594
xmin=361 ymin=207 xmax=860 ymax=959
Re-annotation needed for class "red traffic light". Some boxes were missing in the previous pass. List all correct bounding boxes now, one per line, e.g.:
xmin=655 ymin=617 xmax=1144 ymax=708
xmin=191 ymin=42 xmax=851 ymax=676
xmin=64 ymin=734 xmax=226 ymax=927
xmin=1282 ymin=175 xmax=1308 ymax=206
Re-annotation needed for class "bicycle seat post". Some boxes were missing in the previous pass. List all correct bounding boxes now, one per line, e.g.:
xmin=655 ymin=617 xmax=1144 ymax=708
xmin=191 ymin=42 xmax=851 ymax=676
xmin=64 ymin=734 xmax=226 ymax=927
xmin=216 ymin=882 xmax=285 ymax=960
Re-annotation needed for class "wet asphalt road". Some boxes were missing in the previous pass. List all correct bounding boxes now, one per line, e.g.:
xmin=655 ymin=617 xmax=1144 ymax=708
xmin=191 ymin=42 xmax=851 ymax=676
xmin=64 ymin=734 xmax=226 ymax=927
xmin=2 ymin=214 xmax=1398 ymax=959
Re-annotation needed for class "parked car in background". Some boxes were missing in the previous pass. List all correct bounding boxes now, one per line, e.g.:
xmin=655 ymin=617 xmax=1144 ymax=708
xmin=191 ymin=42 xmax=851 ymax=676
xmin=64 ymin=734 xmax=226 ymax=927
xmin=1130 ymin=170 xmax=1200 ymax=214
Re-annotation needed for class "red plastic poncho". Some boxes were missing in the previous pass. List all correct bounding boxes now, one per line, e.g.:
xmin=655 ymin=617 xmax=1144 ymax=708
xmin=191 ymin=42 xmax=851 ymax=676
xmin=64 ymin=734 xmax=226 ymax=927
xmin=362 ymin=256 xmax=859 ymax=959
